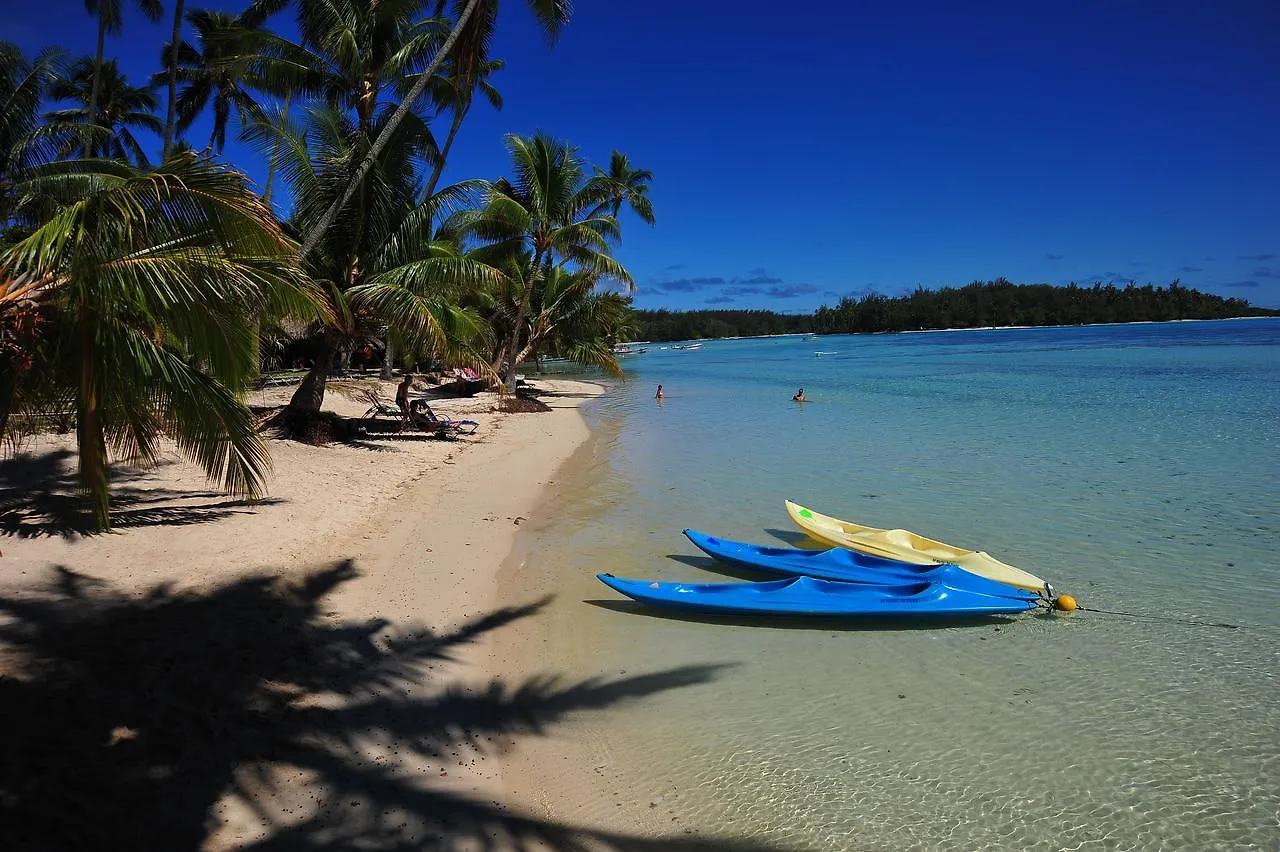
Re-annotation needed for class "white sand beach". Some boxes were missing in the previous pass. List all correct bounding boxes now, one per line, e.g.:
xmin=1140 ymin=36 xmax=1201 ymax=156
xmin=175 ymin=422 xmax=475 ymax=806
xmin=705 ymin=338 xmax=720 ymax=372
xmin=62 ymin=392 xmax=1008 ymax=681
xmin=0 ymin=378 xmax=646 ymax=850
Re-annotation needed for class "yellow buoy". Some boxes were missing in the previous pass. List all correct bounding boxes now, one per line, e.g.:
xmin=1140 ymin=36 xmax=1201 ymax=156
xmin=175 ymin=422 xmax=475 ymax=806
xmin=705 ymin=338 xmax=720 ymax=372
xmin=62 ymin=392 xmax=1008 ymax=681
xmin=1054 ymin=594 xmax=1078 ymax=612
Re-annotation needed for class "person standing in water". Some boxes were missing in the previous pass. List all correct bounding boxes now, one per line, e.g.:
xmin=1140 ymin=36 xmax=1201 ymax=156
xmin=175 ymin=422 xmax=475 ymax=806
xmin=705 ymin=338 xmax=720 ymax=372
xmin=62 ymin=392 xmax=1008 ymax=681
xmin=655 ymin=384 xmax=664 ymax=400
xmin=793 ymin=388 xmax=806 ymax=402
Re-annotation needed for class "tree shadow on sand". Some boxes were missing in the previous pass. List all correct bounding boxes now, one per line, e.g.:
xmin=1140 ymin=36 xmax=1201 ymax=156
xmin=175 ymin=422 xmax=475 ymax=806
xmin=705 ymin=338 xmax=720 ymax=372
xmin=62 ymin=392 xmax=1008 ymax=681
xmin=0 ymin=448 xmax=286 ymax=540
xmin=0 ymin=560 xmax=797 ymax=852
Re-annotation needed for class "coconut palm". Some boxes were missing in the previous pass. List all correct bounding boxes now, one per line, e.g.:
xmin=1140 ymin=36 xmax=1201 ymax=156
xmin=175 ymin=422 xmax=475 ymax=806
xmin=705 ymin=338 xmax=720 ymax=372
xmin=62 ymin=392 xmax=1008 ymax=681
xmin=0 ymin=152 xmax=322 ymax=530
xmin=1 ymin=43 xmax=65 ymax=221
xmin=589 ymin=150 xmax=655 ymax=225
xmin=82 ymin=0 xmax=163 ymax=128
xmin=419 ymin=7 xmax=505 ymax=203
xmin=460 ymin=132 xmax=634 ymax=386
xmin=245 ymin=105 xmax=498 ymax=419
xmin=154 ymin=10 xmax=276 ymax=154
xmin=487 ymin=259 xmax=635 ymax=375
xmin=297 ymin=0 xmax=572 ymax=260
xmin=47 ymin=58 xmax=162 ymax=164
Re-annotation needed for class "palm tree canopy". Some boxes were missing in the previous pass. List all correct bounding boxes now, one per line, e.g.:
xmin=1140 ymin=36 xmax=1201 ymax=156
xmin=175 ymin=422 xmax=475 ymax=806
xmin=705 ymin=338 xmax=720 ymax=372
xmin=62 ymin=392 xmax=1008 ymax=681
xmin=152 ymin=9 xmax=279 ymax=153
xmin=1 ymin=43 xmax=69 ymax=218
xmin=244 ymin=103 xmax=495 ymax=409
xmin=589 ymin=150 xmax=655 ymax=225
xmin=452 ymin=132 xmax=635 ymax=383
xmin=1 ymin=152 xmax=325 ymax=529
xmin=47 ymin=57 xmax=162 ymax=164
xmin=295 ymin=0 xmax=573 ymax=261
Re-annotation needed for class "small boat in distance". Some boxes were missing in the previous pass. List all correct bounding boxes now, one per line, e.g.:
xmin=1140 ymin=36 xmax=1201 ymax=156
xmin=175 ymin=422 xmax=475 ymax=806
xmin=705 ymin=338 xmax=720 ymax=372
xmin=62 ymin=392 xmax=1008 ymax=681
xmin=814 ymin=351 xmax=838 ymax=357
xmin=672 ymin=342 xmax=703 ymax=350
xmin=612 ymin=344 xmax=648 ymax=356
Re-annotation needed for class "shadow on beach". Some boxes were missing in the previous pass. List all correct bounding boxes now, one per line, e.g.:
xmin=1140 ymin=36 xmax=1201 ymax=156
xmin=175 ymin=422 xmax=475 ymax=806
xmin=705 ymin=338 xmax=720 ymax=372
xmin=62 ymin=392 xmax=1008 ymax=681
xmin=0 ymin=448 xmax=286 ymax=540
xmin=0 ymin=560 xmax=797 ymax=852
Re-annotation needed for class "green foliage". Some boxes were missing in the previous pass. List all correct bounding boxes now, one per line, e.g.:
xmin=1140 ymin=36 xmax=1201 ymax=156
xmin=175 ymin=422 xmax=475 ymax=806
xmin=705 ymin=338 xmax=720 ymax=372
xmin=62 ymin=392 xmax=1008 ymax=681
xmin=1 ymin=152 xmax=322 ymax=529
xmin=247 ymin=103 xmax=495 ymax=412
xmin=46 ymin=57 xmax=161 ymax=164
xmin=458 ymin=132 xmax=637 ymax=382
xmin=634 ymin=309 xmax=812 ymax=342
xmin=812 ymin=279 xmax=1274 ymax=334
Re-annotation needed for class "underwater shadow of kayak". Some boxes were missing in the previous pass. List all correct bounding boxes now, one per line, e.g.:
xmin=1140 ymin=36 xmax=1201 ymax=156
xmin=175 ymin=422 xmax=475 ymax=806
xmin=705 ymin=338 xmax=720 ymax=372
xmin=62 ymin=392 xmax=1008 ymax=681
xmin=584 ymin=599 xmax=1022 ymax=633
xmin=664 ymin=553 xmax=765 ymax=582
xmin=761 ymin=527 xmax=820 ymax=547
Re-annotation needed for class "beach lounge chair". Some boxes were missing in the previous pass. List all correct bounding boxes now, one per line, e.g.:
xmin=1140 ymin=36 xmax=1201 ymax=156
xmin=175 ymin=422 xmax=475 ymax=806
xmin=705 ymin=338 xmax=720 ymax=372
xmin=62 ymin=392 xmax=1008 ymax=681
xmin=358 ymin=387 xmax=406 ymax=421
xmin=442 ymin=366 xmax=487 ymax=397
xmin=407 ymin=399 xmax=479 ymax=435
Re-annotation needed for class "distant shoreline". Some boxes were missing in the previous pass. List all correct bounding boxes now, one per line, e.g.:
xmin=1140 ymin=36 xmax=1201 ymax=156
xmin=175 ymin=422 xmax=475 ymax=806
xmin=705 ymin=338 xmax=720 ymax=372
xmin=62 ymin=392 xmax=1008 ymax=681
xmin=632 ymin=314 xmax=1277 ymax=346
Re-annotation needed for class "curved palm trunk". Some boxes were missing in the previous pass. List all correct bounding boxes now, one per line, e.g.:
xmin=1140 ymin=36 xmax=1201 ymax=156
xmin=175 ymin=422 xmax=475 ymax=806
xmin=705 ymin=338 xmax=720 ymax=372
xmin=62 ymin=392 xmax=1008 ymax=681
xmin=263 ymin=92 xmax=291 ymax=206
xmin=286 ymin=333 xmax=337 ymax=415
xmin=163 ymin=0 xmax=185 ymax=158
xmin=421 ymin=103 xmax=466 ymax=204
xmin=501 ymin=250 xmax=542 ymax=387
xmin=297 ymin=0 xmax=483 ymax=260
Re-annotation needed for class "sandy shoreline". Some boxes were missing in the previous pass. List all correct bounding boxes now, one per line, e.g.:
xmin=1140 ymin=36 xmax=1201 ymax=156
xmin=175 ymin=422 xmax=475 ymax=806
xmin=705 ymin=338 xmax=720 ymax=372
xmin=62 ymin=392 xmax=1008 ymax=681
xmin=0 ymin=377 xmax=648 ymax=849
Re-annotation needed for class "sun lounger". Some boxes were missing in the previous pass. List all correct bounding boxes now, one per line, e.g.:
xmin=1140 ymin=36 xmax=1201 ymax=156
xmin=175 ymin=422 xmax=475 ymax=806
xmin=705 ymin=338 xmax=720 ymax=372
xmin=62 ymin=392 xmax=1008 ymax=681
xmin=407 ymin=400 xmax=479 ymax=435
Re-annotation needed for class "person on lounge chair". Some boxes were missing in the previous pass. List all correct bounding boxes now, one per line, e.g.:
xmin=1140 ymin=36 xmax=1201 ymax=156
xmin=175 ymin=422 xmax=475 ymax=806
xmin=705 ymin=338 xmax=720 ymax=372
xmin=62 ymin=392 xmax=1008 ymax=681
xmin=407 ymin=399 xmax=479 ymax=435
xmin=396 ymin=374 xmax=414 ymax=416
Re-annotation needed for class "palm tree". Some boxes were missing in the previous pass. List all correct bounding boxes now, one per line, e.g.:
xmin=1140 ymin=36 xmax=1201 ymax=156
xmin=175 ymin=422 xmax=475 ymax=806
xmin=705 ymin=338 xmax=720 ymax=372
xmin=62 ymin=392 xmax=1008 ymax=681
xmin=282 ymin=0 xmax=450 ymax=136
xmin=153 ymin=9 xmax=285 ymax=153
xmin=0 ymin=152 xmax=323 ymax=530
xmin=246 ymin=105 xmax=497 ymax=419
xmin=487 ymin=259 xmax=635 ymax=375
xmin=82 ymin=0 xmax=163 ymax=131
xmin=589 ymin=150 xmax=655 ymax=225
xmin=47 ymin=58 xmax=162 ymax=164
xmin=460 ymin=133 xmax=634 ymax=386
xmin=0 ymin=42 xmax=64 ymax=220
xmin=419 ymin=4 xmax=505 ymax=204
xmin=297 ymin=0 xmax=572 ymax=261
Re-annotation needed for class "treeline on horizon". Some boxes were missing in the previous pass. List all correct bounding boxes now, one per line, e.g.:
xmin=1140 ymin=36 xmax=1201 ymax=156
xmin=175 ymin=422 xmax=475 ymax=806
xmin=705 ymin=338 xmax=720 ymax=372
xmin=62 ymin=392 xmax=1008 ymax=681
xmin=633 ymin=280 xmax=1275 ymax=340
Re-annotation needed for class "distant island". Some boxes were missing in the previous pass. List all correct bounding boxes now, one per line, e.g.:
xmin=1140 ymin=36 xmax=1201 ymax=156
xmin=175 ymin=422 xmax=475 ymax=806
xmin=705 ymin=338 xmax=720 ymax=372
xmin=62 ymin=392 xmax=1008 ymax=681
xmin=633 ymin=279 xmax=1278 ymax=341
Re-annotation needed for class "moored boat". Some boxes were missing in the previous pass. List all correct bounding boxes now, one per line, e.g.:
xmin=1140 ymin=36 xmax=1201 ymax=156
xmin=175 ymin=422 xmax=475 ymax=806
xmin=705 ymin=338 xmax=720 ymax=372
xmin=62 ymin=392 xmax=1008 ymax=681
xmin=596 ymin=574 xmax=1038 ymax=618
xmin=682 ymin=530 xmax=1038 ymax=601
xmin=784 ymin=500 xmax=1047 ymax=592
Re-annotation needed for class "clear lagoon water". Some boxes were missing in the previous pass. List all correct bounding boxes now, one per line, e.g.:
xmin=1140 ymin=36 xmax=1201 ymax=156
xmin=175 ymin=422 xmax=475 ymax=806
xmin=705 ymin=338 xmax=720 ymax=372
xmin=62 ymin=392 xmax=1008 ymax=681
xmin=508 ymin=319 xmax=1279 ymax=850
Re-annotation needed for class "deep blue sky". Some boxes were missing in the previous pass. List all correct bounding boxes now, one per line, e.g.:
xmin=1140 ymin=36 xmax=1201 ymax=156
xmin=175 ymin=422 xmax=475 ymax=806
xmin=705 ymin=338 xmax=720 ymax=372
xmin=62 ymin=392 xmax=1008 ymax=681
xmin=6 ymin=0 xmax=1280 ymax=309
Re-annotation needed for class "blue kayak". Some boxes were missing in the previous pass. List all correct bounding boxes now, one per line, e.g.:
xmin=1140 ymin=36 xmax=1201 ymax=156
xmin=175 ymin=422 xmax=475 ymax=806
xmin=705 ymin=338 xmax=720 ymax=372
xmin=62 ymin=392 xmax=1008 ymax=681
xmin=597 ymin=574 xmax=1039 ymax=618
xmin=683 ymin=529 xmax=1038 ymax=601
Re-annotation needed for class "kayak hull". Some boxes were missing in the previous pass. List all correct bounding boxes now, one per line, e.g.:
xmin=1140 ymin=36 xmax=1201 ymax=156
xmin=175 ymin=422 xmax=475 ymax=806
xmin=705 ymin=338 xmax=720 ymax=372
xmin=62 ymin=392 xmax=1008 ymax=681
xmin=784 ymin=500 xmax=1047 ymax=592
xmin=682 ymin=529 xmax=1039 ymax=601
xmin=597 ymin=574 xmax=1038 ymax=618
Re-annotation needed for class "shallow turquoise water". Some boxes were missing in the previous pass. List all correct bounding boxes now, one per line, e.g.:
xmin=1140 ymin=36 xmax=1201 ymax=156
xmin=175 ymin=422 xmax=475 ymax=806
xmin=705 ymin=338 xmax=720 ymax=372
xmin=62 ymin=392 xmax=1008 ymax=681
xmin=516 ymin=319 xmax=1279 ymax=850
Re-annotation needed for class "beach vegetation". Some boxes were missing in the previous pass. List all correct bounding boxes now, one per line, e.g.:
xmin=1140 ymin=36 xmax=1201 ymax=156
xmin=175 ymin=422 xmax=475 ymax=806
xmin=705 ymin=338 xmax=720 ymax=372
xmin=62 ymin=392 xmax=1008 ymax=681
xmin=1 ymin=0 xmax=653 ymax=526
xmin=46 ymin=57 xmax=164 ymax=165
xmin=631 ymin=280 xmax=1275 ymax=342
xmin=249 ymin=104 xmax=498 ymax=422
xmin=0 ymin=152 xmax=322 ymax=530
xmin=458 ymin=132 xmax=636 ymax=385
xmin=811 ymin=279 xmax=1275 ymax=334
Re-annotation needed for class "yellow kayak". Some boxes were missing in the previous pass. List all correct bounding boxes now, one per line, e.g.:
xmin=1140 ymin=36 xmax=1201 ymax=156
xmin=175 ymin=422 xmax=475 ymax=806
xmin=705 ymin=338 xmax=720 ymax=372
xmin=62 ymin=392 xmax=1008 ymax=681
xmin=784 ymin=500 xmax=1047 ymax=592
